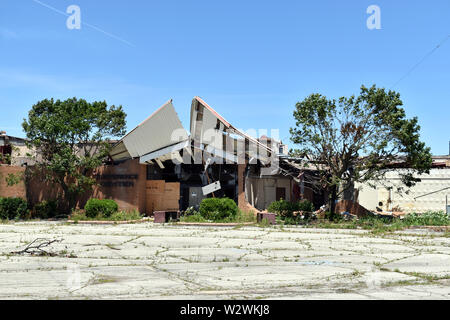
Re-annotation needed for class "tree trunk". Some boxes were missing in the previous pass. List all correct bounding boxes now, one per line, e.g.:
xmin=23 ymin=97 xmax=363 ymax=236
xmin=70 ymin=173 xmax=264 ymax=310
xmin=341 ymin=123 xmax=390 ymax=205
xmin=60 ymin=179 xmax=75 ymax=215
xmin=328 ymin=184 xmax=338 ymax=221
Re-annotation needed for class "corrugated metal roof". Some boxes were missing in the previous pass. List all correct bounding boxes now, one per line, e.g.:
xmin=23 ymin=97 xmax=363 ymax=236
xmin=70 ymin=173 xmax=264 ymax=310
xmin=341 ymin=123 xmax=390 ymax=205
xmin=190 ymin=97 xmax=273 ymax=155
xmin=110 ymin=99 xmax=188 ymax=160
xmin=111 ymin=96 xmax=276 ymax=164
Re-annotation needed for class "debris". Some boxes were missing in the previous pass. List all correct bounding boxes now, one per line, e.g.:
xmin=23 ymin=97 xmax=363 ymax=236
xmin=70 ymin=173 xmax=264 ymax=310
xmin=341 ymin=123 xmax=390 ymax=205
xmin=202 ymin=181 xmax=221 ymax=196
xmin=339 ymin=211 xmax=357 ymax=220
xmin=240 ymin=201 xmax=259 ymax=215
xmin=314 ymin=204 xmax=328 ymax=219
xmin=11 ymin=238 xmax=63 ymax=256
xmin=335 ymin=200 xmax=371 ymax=217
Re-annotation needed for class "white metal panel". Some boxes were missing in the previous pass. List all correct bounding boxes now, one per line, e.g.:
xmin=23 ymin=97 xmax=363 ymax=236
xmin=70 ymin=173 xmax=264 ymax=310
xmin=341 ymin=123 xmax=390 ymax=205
xmin=139 ymin=140 xmax=189 ymax=164
xmin=190 ymin=97 xmax=274 ymax=161
xmin=357 ymin=168 xmax=450 ymax=213
xmin=202 ymin=181 xmax=221 ymax=195
xmin=111 ymin=100 xmax=188 ymax=160
xmin=109 ymin=141 xmax=131 ymax=161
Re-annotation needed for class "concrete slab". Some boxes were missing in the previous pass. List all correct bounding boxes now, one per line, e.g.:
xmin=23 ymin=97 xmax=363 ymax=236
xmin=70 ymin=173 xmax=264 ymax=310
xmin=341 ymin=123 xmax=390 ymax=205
xmin=0 ymin=221 xmax=448 ymax=299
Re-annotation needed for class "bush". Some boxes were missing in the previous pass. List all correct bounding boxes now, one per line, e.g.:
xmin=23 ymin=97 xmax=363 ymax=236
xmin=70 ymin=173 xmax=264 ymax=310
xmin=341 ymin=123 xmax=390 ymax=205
xmin=268 ymin=199 xmax=314 ymax=218
xmin=199 ymin=197 xmax=238 ymax=221
xmin=297 ymin=199 xmax=314 ymax=212
xmin=33 ymin=200 xmax=58 ymax=219
xmin=0 ymin=197 xmax=29 ymax=220
xmin=84 ymin=199 xmax=119 ymax=218
xmin=267 ymin=199 xmax=296 ymax=217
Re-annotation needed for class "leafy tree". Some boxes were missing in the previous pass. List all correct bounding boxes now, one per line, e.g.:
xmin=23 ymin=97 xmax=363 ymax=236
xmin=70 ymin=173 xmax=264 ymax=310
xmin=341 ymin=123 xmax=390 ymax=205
xmin=22 ymin=98 xmax=126 ymax=213
xmin=289 ymin=85 xmax=432 ymax=219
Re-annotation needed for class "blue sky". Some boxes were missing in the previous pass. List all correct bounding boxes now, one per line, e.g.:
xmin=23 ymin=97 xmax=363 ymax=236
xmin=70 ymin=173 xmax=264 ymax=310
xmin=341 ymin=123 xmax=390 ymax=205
xmin=0 ymin=0 xmax=449 ymax=155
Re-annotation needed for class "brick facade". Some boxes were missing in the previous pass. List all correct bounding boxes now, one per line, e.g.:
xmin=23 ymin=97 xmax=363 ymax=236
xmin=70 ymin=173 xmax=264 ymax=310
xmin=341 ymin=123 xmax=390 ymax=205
xmin=1 ymin=159 xmax=247 ymax=215
xmin=0 ymin=165 xmax=26 ymax=198
xmin=0 ymin=159 xmax=147 ymax=213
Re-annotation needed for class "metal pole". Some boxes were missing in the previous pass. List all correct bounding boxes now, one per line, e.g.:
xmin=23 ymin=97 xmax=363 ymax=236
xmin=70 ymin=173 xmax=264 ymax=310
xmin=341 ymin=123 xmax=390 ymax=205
xmin=446 ymin=195 xmax=448 ymax=215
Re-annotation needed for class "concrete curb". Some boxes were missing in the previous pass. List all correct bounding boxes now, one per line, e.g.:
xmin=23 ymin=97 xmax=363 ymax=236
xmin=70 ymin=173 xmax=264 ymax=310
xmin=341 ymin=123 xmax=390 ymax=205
xmin=173 ymin=222 xmax=256 ymax=227
xmin=407 ymin=225 xmax=450 ymax=231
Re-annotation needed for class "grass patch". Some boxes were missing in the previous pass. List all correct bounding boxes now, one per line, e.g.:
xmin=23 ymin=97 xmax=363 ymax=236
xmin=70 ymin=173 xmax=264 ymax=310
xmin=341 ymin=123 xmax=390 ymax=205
xmin=179 ymin=214 xmax=208 ymax=223
xmin=180 ymin=209 xmax=256 ymax=224
xmin=92 ymin=275 xmax=118 ymax=285
xmin=296 ymin=211 xmax=449 ymax=234
xmin=70 ymin=210 xmax=142 ymax=222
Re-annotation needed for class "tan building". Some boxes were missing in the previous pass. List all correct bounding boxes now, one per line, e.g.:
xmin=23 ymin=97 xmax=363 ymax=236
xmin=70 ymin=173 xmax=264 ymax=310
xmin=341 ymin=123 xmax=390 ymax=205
xmin=0 ymin=131 xmax=36 ymax=166
xmin=355 ymin=157 xmax=450 ymax=213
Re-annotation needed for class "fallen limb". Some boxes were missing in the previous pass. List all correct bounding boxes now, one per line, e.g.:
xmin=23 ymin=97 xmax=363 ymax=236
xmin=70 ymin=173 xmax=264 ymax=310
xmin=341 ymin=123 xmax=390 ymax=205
xmin=11 ymin=238 xmax=63 ymax=256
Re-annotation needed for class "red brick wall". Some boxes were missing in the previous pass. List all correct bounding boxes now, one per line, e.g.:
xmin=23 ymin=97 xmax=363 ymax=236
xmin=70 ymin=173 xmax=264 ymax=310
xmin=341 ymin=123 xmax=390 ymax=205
xmin=79 ymin=159 xmax=147 ymax=213
xmin=1 ymin=159 xmax=147 ymax=213
xmin=0 ymin=165 xmax=26 ymax=199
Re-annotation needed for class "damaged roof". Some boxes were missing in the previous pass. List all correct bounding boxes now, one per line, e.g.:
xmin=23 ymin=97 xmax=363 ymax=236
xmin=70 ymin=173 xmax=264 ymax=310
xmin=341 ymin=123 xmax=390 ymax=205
xmin=110 ymin=99 xmax=188 ymax=162
xmin=110 ymin=96 xmax=278 ymax=165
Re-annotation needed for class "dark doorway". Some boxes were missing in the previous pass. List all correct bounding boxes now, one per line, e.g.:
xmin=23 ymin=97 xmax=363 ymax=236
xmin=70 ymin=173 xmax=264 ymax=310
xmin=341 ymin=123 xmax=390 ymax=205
xmin=276 ymin=187 xmax=286 ymax=201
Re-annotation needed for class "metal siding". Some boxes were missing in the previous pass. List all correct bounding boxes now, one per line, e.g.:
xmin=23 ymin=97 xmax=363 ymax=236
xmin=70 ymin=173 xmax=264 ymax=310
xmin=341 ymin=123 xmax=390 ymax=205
xmin=109 ymin=141 xmax=131 ymax=161
xmin=357 ymin=168 xmax=450 ymax=213
xmin=111 ymin=101 xmax=188 ymax=160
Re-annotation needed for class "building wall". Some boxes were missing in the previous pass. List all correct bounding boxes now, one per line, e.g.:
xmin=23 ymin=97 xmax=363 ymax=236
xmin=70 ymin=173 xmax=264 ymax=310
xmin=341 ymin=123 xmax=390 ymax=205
xmin=81 ymin=159 xmax=147 ymax=213
xmin=238 ymin=164 xmax=246 ymax=211
xmin=0 ymin=165 xmax=26 ymax=198
xmin=245 ymin=175 xmax=292 ymax=210
xmin=355 ymin=168 xmax=450 ymax=213
xmin=11 ymin=144 xmax=36 ymax=166
xmin=3 ymin=159 xmax=270 ymax=214
xmin=1 ymin=159 xmax=147 ymax=213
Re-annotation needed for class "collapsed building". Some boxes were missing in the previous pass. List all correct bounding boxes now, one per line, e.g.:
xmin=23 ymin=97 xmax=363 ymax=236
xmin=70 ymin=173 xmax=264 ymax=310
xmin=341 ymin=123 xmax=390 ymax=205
xmin=1 ymin=97 xmax=449 ymax=215
xmin=106 ymin=97 xmax=311 ymax=214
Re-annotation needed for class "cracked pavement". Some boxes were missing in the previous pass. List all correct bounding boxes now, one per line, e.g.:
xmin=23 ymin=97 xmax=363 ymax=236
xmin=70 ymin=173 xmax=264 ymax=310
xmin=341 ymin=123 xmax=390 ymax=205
xmin=0 ymin=221 xmax=449 ymax=299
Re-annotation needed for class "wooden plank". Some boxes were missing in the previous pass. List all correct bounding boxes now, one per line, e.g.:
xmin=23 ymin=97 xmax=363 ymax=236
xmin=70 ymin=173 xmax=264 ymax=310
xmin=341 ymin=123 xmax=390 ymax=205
xmin=146 ymin=180 xmax=180 ymax=213
xmin=146 ymin=180 xmax=165 ymax=194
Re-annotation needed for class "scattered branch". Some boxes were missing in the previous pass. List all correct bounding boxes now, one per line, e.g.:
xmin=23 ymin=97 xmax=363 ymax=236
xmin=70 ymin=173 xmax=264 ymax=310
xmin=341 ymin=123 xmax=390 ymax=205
xmin=11 ymin=238 xmax=63 ymax=256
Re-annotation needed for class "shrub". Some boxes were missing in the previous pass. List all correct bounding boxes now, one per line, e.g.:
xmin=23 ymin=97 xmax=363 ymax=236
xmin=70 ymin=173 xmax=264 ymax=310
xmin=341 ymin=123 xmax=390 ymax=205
xmin=268 ymin=199 xmax=314 ymax=218
xmin=297 ymin=199 xmax=314 ymax=212
xmin=33 ymin=200 xmax=58 ymax=219
xmin=283 ymin=216 xmax=301 ymax=225
xmin=267 ymin=199 xmax=296 ymax=218
xmin=199 ymin=197 xmax=238 ymax=221
xmin=84 ymin=199 xmax=118 ymax=218
xmin=0 ymin=197 xmax=29 ymax=220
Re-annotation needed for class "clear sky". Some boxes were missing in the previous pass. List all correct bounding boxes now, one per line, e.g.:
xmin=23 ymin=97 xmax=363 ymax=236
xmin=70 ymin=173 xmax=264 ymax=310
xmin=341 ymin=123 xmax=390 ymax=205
xmin=1 ymin=0 xmax=449 ymax=155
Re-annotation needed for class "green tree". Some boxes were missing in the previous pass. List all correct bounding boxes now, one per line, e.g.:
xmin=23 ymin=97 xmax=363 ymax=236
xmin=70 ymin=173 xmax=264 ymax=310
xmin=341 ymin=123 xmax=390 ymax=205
xmin=22 ymin=98 xmax=126 ymax=213
xmin=289 ymin=85 xmax=432 ymax=219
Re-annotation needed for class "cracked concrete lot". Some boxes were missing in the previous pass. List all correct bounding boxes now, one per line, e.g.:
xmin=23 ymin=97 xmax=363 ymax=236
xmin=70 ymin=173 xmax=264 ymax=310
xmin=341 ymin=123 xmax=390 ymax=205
xmin=0 ymin=222 xmax=449 ymax=300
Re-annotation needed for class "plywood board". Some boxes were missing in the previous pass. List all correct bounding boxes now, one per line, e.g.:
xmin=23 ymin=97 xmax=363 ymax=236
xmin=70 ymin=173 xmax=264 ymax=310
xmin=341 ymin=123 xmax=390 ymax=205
xmin=146 ymin=180 xmax=180 ymax=213
xmin=146 ymin=180 xmax=165 ymax=194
